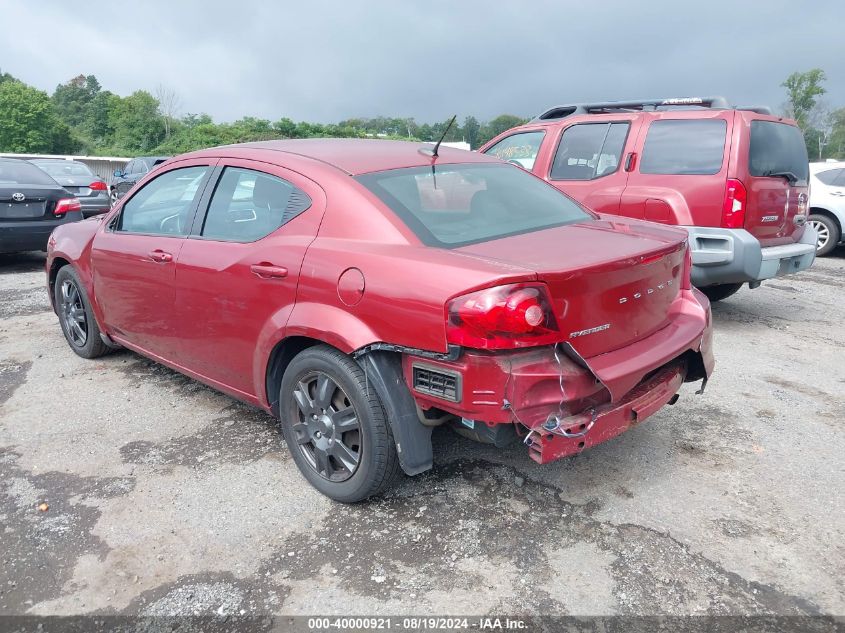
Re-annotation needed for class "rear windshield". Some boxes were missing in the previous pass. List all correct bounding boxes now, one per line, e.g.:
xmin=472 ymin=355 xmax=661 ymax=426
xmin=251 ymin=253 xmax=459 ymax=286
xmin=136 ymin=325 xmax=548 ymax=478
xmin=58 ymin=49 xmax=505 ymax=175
xmin=749 ymin=121 xmax=809 ymax=183
xmin=356 ymin=163 xmax=590 ymax=247
xmin=0 ymin=161 xmax=57 ymax=186
xmin=640 ymin=119 xmax=727 ymax=175
xmin=31 ymin=161 xmax=94 ymax=178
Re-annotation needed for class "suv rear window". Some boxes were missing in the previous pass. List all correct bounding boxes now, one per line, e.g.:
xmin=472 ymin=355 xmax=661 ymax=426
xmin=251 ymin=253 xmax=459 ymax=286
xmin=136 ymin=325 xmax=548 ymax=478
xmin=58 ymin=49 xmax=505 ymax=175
xmin=640 ymin=119 xmax=727 ymax=175
xmin=357 ymin=164 xmax=590 ymax=248
xmin=749 ymin=121 xmax=809 ymax=183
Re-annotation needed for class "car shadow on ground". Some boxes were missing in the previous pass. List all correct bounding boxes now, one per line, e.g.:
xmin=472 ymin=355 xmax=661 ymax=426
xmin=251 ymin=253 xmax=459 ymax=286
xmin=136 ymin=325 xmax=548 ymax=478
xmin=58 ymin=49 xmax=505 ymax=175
xmin=0 ymin=251 xmax=46 ymax=274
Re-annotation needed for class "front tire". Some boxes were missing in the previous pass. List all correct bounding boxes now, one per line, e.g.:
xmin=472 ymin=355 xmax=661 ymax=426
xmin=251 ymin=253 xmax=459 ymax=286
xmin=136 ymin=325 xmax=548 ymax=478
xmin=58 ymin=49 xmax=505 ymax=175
xmin=808 ymin=213 xmax=840 ymax=257
xmin=279 ymin=345 xmax=400 ymax=502
xmin=700 ymin=282 xmax=743 ymax=302
xmin=54 ymin=266 xmax=110 ymax=359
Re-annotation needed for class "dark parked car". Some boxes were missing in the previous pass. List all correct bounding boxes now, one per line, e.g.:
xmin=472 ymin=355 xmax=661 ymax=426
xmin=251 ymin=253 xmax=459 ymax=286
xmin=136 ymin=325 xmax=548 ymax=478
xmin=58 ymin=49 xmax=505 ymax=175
xmin=111 ymin=156 xmax=169 ymax=203
xmin=47 ymin=139 xmax=713 ymax=502
xmin=30 ymin=159 xmax=110 ymax=218
xmin=0 ymin=158 xmax=82 ymax=254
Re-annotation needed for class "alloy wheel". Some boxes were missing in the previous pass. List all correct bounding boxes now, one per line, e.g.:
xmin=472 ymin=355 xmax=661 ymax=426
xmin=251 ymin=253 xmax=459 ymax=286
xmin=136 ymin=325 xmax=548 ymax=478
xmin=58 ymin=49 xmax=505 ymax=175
xmin=290 ymin=372 xmax=362 ymax=482
xmin=60 ymin=279 xmax=88 ymax=347
xmin=809 ymin=219 xmax=830 ymax=252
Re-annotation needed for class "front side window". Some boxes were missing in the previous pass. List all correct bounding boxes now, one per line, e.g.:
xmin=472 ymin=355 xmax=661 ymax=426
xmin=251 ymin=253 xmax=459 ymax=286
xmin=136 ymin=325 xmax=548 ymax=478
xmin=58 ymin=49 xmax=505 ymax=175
xmin=483 ymin=131 xmax=545 ymax=170
xmin=550 ymin=123 xmax=629 ymax=180
xmin=357 ymin=163 xmax=590 ymax=248
xmin=640 ymin=119 xmax=727 ymax=175
xmin=117 ymin=166 xmax=209 ymax=236
xmin=201 ymin=167 xmax=312 ymax=242
xmin=748 ymin=121 xmax=809 ymax=183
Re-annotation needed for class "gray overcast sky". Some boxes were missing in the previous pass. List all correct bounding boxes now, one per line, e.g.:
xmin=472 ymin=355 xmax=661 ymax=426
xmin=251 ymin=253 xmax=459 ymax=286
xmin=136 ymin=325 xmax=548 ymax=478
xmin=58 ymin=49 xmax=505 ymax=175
xmin=1 ymin=0 xmax=843 ymax=123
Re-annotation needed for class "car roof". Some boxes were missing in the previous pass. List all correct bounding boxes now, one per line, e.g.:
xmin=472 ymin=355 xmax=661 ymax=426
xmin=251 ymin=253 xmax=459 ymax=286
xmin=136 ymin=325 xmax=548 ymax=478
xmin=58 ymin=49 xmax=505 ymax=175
xmin=185 ymin=138 xmax=500 ymax=176
xmin=810 ymin=161 xmax=845 ymax=172
xmin=29 ymin=158 xmax=85 ymax=163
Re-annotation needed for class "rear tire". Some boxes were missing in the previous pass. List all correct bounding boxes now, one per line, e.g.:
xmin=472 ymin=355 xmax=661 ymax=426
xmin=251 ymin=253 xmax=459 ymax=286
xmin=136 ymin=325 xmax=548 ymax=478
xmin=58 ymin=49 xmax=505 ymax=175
xmin=808 ymin=213 xmax=840 ymax=257
xmin=700 ymin=283 xmax=743 ymax=302
xmin=54 ymin=265 xmax=110 ymax=359
xmin=279 ymin=345 xmax=400 ymax=502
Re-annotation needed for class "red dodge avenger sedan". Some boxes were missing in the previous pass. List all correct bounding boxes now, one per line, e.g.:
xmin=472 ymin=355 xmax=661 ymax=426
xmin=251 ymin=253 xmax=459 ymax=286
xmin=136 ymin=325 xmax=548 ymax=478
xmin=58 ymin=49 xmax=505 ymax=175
xmin=47 ymin=139 xmax=714 ymax=502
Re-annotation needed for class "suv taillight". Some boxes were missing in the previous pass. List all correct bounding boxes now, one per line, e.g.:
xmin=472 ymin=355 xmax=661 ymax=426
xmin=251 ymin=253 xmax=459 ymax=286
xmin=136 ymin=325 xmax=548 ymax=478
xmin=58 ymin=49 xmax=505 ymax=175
xmin=89 ymin=180 xmax=107 ymax=191
xmin=721 ymin=179 xmax=747 ymax=229
xmin=54 ymin=197 xmax=81 ymax=217
xmin=446 ymin=283 xmax=560 ymax=350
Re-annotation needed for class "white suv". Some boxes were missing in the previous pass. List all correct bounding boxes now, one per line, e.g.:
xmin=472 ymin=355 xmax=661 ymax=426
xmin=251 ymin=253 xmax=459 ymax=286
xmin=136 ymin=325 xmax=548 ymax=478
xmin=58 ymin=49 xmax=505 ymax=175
xmin=809 ymin=161 xmax=845 ymax=256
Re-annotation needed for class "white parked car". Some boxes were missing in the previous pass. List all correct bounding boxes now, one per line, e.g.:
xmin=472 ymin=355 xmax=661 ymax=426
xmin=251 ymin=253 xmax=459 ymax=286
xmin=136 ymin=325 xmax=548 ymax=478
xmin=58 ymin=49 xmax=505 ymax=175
xmin=809 ymin=161 xmax=845 ymax=256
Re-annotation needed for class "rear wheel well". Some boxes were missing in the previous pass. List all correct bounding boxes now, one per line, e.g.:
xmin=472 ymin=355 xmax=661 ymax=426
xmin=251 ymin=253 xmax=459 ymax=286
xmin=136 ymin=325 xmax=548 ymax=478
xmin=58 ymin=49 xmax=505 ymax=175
xmin=265 ymin=336 xmax=323 ymax=418
xmin=48 ymin=257 xmax=72 ymax=310
xmin=809 ymin=207 xmax=842 ymax=233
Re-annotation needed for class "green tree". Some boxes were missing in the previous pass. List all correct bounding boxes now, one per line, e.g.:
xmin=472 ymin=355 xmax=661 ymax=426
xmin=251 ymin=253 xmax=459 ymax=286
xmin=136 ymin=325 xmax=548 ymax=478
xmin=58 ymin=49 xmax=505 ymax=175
xmin=52 ymin=74 xmax=101 ymax=129
xmin=782 ymin=69 xmax=826 ymax=129
xmin=478 ymin=114 xmax=527 ymax=146
xmin=0 ymin=80 xmax=79 ymax=153
xmin=109 ymin=90 xmax=165 ymax=153
xmin=462 ymin=116 xmax=480 ymax=149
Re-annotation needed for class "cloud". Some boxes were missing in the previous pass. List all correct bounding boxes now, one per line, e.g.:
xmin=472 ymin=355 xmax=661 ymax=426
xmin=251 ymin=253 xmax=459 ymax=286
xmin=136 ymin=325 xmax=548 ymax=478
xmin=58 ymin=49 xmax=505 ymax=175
xmin=1 ymin=0 xmax=842 ymax=123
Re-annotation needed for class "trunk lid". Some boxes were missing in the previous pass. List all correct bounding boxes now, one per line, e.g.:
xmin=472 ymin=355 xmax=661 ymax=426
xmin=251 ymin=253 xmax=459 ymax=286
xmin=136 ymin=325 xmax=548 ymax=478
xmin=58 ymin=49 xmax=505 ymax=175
xmin=0 ymin=186 xmax=56 ymax=220
xmin=741 ymin=117 xmax=810 ymax=247
xmin=457 ymin=218 xmax=688 ymax=358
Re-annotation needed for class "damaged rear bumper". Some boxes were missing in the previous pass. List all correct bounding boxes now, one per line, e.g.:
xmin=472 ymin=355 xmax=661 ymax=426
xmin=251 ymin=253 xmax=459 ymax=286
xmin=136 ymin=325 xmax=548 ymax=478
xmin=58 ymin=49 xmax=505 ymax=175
xmin=402 ymin=287 xmax=713 ymax=463
xmin=524 ymin=361 xmax=686 ymax=463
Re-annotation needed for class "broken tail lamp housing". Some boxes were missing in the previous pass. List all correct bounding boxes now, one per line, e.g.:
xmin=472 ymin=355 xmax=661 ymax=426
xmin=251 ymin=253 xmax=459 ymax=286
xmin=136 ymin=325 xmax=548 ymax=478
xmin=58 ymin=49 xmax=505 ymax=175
xmin=446 ymin=282 xmax=560 ymax=350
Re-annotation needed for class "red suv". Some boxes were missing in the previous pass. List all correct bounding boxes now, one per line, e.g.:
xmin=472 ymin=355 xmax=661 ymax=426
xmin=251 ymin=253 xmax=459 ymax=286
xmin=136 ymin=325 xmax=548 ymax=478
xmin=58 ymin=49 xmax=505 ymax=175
xmin=480 ymin=97 xmax=817 ymax=302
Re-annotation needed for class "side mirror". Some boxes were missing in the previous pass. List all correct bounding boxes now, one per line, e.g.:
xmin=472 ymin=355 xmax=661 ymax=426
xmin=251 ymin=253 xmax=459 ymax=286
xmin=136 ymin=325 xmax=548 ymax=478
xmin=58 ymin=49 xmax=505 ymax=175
xmin=113 ymin=169 xmax=123 ymax=178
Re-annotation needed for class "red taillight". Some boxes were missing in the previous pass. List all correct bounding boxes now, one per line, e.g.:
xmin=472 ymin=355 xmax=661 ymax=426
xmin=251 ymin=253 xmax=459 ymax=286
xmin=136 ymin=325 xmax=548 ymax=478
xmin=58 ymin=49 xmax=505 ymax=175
xmin=89 ymin=180 xmax=107 ymax=191
xmin=721 ymin=178 xmax=747 ymax=229
xmin=446 ymin=283 xmax=560 ymax=350
xmin=54 ymin=197 xmax=82 ymax=217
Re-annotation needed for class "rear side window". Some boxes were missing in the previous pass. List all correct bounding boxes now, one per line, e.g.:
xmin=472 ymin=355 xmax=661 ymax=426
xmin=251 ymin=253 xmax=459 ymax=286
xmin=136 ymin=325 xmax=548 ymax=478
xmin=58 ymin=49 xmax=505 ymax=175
xmin=356 ymin=163 xmax=590 ymax=248
xmin=816 ymin=168 xmax=845 ymax=186
xmin=640 ymin=119 xmax=727 ymax=175
xmin=118 ymin=166 xmax=209 ymax=236
xmin=550 ymin=122 xmax=629 ymax=180
xmin=201 ymin=167 xmax=311 ymax=242
xmin=483 ymin=131 xmax=545 ymax=170
xmin=0 ymin=161 xmax=56 ymax=185
xmin=749 ymin=121 xmax=809 ymax=182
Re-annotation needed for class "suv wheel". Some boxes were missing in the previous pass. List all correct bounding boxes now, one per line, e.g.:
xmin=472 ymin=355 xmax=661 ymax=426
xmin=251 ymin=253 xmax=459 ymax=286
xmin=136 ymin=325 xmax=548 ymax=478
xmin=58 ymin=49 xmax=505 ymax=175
xmin=54 ymin=266 xmax=110 ymax=359
xmin=808 ymin=214 xmax=840 ymax=257
xmin=700 ymin=283 xmax=743 ymax=302
xmin=279 ymin=345 xmax=400 ymax=502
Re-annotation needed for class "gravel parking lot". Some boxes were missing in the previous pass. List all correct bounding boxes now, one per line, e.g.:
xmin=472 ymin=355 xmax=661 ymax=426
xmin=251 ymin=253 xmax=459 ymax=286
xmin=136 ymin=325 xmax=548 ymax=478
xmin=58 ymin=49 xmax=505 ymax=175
xmin=0 ymin=250 xmax=843 ymax=617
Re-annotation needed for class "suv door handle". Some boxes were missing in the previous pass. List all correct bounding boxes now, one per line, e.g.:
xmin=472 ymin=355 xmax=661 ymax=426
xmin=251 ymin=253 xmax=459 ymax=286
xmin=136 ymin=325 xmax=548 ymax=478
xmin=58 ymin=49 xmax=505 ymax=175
xmin=250 ymin=263 xmax=288 ymax=279
xmin=147 ymin=249 xmax=173 ymax=263
xmin=624 ymin=152 xmax=637 ymax=172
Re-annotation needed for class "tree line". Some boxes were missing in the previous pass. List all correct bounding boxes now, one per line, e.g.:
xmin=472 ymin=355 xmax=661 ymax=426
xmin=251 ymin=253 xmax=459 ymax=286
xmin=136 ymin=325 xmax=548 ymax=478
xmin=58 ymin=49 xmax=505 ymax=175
xmin=0 ymin=67 xmax=842 ymax=159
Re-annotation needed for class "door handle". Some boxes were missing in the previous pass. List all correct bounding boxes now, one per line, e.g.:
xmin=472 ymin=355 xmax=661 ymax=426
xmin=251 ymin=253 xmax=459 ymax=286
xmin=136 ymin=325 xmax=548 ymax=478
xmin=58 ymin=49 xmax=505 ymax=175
xmin=147 ymin=249 xmax=172 ymax=263
xmin=250 ymin=263 xmax=288 ymax=279
xmin=624 ymin=152 xmax=637 ymax=172
xmin=831 ymin=191 xmax=845 ymax=197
